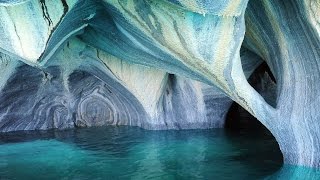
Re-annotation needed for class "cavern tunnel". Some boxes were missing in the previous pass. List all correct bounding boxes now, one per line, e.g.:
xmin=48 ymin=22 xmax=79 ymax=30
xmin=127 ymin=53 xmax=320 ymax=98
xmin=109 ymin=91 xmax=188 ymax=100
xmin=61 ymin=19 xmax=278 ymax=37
xmin=1 ymin=0 xmax=320 ymax=178
xmin=225 ymin=61 xmax=283 ymax=171
xmin=226 ymin=61 xmax=277 ymax=131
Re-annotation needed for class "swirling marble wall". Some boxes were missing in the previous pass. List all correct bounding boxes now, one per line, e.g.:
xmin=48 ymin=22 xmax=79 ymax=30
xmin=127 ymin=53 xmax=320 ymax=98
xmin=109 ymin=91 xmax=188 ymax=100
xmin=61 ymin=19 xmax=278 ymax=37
xmin=0 ymin=0 xmax=319 ymax=167
xmin=244 ymin=0 xmax=320 ymax=167
xmin=0 ymin=38 xmax=237 ymax=132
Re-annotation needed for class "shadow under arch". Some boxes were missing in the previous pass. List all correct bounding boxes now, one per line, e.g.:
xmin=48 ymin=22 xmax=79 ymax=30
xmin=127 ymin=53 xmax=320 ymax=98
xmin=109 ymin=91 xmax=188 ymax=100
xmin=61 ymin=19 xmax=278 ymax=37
xmin=224 ymin=61 xmax=284 ymax=176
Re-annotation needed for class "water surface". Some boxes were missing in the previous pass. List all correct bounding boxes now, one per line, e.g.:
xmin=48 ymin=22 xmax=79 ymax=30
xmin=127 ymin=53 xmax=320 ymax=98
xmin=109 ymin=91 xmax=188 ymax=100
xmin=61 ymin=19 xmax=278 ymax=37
xmin=0 ymin=126 xmax=296 ymax=179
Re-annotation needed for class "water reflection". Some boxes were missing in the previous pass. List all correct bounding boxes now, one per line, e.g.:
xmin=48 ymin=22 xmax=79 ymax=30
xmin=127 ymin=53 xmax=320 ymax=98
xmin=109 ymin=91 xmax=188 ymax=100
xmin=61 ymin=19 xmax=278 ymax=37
xmin=0 ymin=126 xmax=286 ymax=179
xmin=267 ymin=165 xmax=320 ymax=179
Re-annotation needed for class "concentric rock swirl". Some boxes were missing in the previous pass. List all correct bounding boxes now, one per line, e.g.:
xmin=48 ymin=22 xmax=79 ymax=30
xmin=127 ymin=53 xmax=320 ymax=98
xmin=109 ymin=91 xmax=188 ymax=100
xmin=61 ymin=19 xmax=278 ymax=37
xmin=0 ymin=0 xmax=320 ymax=168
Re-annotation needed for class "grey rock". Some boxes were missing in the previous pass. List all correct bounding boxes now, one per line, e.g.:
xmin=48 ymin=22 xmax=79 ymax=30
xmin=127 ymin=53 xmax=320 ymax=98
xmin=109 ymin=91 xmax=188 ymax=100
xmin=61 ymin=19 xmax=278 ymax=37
xmin=0 ymin=0 xmax=319 ymax=167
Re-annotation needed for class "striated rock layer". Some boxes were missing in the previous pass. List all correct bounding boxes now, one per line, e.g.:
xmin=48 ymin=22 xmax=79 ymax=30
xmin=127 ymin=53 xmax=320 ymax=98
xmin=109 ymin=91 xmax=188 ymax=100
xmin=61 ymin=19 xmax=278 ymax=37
xmin=0 ymin=39 xmax=237 ymax=131
xmin=244 ymin=0 xmax=320 ymax=167
xmin=0 ymin=0 xmax=320 ymax=167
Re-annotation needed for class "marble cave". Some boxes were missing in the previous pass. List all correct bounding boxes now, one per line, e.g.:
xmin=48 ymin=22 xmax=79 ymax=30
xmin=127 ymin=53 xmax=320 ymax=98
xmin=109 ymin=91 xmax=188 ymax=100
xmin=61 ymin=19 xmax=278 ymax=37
xmin=0 ymin=0 xmax=320 ymax=179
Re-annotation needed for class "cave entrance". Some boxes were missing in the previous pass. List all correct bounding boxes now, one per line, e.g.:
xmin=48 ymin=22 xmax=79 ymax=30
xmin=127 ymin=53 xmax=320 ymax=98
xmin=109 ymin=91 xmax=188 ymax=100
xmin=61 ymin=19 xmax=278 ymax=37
xmin=225 ymin=102 xmax=271 ymax=134
xmin=224 ymin=61 xmax=283 ymax=172
xmin=225 ymin=61 xmax=277 ymax=132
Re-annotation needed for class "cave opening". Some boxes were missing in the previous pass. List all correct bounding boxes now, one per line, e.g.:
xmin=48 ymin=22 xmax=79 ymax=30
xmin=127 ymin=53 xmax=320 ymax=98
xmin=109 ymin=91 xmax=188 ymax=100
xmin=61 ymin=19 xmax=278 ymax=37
xmin=225 ymin=61 xmax=277 ymax=132
xmin=224 ymin=61 xmax=283 ymax=169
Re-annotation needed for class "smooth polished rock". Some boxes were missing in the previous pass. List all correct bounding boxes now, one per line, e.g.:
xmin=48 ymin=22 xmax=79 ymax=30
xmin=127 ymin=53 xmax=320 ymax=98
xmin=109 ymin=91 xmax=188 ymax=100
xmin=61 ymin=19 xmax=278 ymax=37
xmin=245 ymin=0 xmax=320 ymax=167
xmin=0 ymin=0 xmax=320 ymax=168
xmin=0 ymin=39 xmax=235 ymax=131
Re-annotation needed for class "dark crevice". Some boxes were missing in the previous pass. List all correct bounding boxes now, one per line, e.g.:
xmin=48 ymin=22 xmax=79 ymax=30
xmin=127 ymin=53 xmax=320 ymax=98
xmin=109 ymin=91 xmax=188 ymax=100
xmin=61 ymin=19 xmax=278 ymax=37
xmin=61 ymin=0 xmax=69 ymax=15
xmin=37 ymin=0 xmax=69 ymax=62
xmin=249 ymin=62 xmax=277 ymax=108
xmin=40 ymin=0 xmax=53 ymax=26
xmin=249 ymin=62 xmax=276 ymax=85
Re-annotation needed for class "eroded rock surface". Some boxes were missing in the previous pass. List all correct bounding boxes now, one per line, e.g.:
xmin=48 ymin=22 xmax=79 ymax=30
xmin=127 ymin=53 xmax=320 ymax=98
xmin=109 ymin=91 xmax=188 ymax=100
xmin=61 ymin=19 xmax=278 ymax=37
xmin=0 ymin=39 xmax=237 ymax=131
xmin=0 ymin=0 xmax=320 ymax=167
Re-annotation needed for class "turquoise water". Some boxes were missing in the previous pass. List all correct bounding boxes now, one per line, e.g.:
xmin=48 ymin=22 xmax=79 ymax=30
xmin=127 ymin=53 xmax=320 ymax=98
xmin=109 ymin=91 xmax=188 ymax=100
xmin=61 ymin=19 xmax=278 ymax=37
xmin=0 ymin=126 xmax=316 ymax=179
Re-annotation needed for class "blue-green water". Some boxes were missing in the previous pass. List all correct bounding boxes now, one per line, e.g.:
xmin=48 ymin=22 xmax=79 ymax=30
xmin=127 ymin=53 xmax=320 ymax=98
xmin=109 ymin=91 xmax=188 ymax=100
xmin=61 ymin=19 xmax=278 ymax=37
xmin=0 ymin=126 xmax=318 ymax=179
